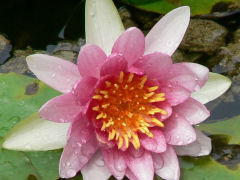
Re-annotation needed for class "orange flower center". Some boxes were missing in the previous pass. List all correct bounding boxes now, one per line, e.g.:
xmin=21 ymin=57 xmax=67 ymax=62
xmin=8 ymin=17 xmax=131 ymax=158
xmin=92 ymin=72 xmax=167 ymax=149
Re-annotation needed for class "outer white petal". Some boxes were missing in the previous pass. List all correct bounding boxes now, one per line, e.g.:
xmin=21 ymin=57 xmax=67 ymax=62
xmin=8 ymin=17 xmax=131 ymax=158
xmin=2 ymin=113 xmax=70 ymax=151
xmin=85 ymin=0 xmax=125 ymax=55
xmin=145 ymin=6 xmax=190 ymax=56
xmin=174 ymin=129 xmax=212 ymax=156
xmin=191 ymin=72 xmax=231 ymax=104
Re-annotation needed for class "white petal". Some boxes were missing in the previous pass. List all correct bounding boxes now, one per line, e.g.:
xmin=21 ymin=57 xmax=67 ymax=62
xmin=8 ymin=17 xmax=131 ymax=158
xmin=174 ymin=129 xmax=212 ymax=156
xmin=145 ymin=6 xmax=190 ymax=56
xmin=2 ymin=113 xmax=70 ymax=151
xmin=27 ymin=54 xmax=80 ymax=93
xmin=191 ymin=72 xmax=231 ymax=104
xmin=85 ymin=0 xmax=125 ymax=55
xmin=81 ymin=150 xmax=111 ymax=180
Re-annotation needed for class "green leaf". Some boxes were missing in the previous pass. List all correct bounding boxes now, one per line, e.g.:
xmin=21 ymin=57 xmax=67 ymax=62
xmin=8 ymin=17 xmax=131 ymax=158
xmin=197 ymin=115 xmax=240 ymax=145
xmin=121 ymin=0 xmax=236 ymax=15
xmin=0 ymin=72 xmax=60 ymax=138
xmin=180 ymin=156 xmax=240 ymax=180
xmin=0 ymin=73 xmax=68 ymax=179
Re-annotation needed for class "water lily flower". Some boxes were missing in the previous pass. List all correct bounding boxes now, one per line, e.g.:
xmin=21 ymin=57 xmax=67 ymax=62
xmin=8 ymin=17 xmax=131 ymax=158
xmin=2 ymin=0 xmax=231 ymax=180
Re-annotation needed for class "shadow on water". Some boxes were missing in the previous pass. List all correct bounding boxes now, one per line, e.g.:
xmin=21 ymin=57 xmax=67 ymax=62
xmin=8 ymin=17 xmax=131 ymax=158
xmin=0 ymin=0 xmax=85 ymax=50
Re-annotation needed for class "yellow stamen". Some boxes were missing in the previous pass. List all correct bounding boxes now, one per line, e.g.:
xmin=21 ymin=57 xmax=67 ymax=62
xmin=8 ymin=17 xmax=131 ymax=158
xmin=92 ymin=106 xmax=99 ymax=111
xmin=114 ymin=84 xmax=119 ymax=89
xmin=101 ymin=122 xmax=106 ymax=131
xmin=128 ymin=73 xmax=134 ymax=83
xmin=92 ymin=72 xmax=166 ymax=150
xmin=124 ymin=135 xmax=129 ymax=148
xmin=148 ymin=108 xmax=166 ymax=115
xmin=119 ymin=71 xmax=124 ymax=83
xmin=131 ymin=134 xmax=140 ymax=149
xmin=104 ymin=95 xmax=109 ymax=99
xmin=102 ymin=103 xmax=110 ymax=109
xmin=118 ymin=137 xmax=124 ymax=148
xmin=144 ymin=92 xmax=155 ymax=99
xmin=93 ymin=95 xmax=102 ymax=100
xmin=105 ymin=81 xmax=111 ymax=87
xmin=149 ymin=93 xmax=165 ymax=102
xmin=100 ymin=90 xmax=108 ymax=95
xmin=151 ymin=118 xmax=164 ymax=127
xmin=96 ymin=113 xmax=104 ymax=119
xmin=108 ymin=130 xmax=116 ymax=140
xmin=148 ymin=86 xmax=159 ymax=92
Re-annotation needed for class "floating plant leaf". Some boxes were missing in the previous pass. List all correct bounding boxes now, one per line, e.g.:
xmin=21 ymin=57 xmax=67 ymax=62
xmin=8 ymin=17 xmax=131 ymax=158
xmin=197 ymin=115 xmax=240 ymax=145
xmin=121 ymin=0 xmax=237 ymax=15
xmin=180 ymin=156 xmax=240 ymax=180
xmin=0 ymin=72 xmax=67 ymax=179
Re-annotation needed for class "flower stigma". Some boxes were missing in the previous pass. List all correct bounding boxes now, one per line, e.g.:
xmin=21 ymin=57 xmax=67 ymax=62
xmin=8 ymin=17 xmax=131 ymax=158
xmin=92 ymin=72 xmax=167 ymax=149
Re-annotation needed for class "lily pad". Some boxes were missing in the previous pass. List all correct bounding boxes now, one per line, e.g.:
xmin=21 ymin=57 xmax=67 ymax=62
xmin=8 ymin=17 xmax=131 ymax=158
xmin=0 ymin=72 xmax=65 ymax=179
xmin=180 ymin=156 xmax=240 ymax=180
xmin=197 ymin=115 xmax=240 ymax=145
xmin=121 ymin=0 xmax=236 ymax=15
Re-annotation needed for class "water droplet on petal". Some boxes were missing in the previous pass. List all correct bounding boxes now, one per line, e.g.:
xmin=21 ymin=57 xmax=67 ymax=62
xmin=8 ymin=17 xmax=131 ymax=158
xmin=96 ymin=159 xmax=105 ymax=167
xmin=66 ymin=169 xmax=76 ymax=177
xmin=67 ymin=162 xmax=71 ymax=166
xmin=51 ymin=73 xmax=56 ymax=78
xmin=178 ymin=141 xmax=183 ymax=145
xmin=25 ymin=144 xmax=32 ymax=150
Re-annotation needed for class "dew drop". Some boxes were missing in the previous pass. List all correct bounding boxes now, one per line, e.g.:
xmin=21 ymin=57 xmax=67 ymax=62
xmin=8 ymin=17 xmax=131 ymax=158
xmin=90 ymin=11 xmax=96 ymax=16
xmin=96 ymin=159 xmax=105 ymax=167
xmin=67 ymin=162 xmax=71 ymax=166
xmin=51 ymin=73 xmax=56 ymax=78
xmin=59 ymin=118 xmax=65 ymax=122
xmin=178 ymin=141 xmax=183 ymax=145
xmin=25 ymin=144 xmax=32 ymax=150
xmin=66 ymin=169 xmax=76 ymax=177
xmin=58 ymin=65 xmax=62 ymax=70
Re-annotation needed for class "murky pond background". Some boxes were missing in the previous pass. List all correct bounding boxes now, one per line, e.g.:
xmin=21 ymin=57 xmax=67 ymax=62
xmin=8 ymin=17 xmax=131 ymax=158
xmin=0 ymin=0 xmax=240 ymax=179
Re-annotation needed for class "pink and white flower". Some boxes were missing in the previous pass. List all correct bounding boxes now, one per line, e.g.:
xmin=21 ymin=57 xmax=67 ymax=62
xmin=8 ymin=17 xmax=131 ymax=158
xmin=2 ymin=1 xmax=231 ymax=180
xmin=26 ymin=7 xmax=210 ymax=180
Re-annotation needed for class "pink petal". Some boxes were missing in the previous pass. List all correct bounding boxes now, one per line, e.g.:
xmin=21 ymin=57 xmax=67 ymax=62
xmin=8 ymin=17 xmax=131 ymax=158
xmin=161 ymin=84 xmax=191 ymax=106
xmin=124 ymin=146 xmax=154 ymax=180
xmin=59 ymin=114 xmax=98 ymax=178
xmin=72 ymin=77 xmax=98 ymax=106
xmin=140 ymin=128 xmax=167 ymax=153
xmin=100 ymin=53 xmax=128 ymax=77
xmin=78 ymin=44 xmax=107 ymax=78
xmin=173 ymin=98 xmax=210 ymax=125
xmin=81 ymin=150 xmax=112 ymax=180
xmin=145 ymin=6 xmax=190 ymax=56
xmin=112 ymin=27 xmax=145 ymax=67
xmin=164 ymin=63 xmax=199 ymax=92
xmin=102 ymin=148 xmax=127 ymax=179
xmin=181 ymin=63 xmax=209 ymax=88
xmin=154 ymin=145 xmax=180 ymax=180
xmin=27 ymin=54 xmax=80 ymax=93
xmin=174 ymin=129 xmax=212 ymax=156
xmin=134 ymin=52 xmax=172 ymax=80
xmin=125 ymin=169 xmax=139 ymax=180
xmin=39 ymin=93 xmax=82 ymax=123
xmin=163 ymin=113 xmax=196 ymax=145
